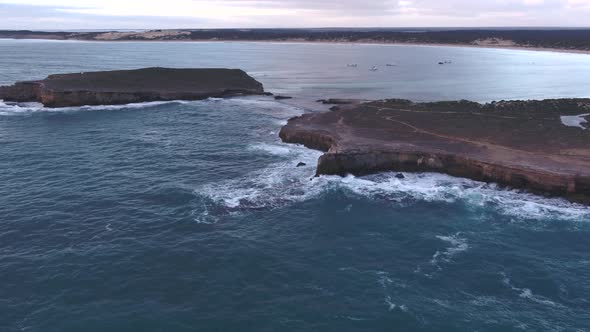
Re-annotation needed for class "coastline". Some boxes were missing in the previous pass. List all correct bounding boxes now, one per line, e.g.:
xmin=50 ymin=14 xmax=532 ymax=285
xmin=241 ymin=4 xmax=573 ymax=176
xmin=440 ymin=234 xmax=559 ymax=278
xmin=279 ymin=98 xmax=590 ymax=204
xmin=1 ymin=37 xmax=589 ymax=55
xmin=204 ymin=39 xmax=590 ymax=55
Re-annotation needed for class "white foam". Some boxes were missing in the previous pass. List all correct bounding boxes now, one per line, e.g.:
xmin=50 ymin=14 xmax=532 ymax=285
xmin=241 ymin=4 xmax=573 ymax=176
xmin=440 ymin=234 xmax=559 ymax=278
xmin=0 ymin=96 xmax=299 ymax=116
xmin=193 ymin=207 xmax=216 ymax=224
xmin=416 ymin=233 xmax=469 ymax=277
xmin=0 ymin=100 xmax=45 ymax=115
xmin=0 ymin=99 xmax=182 ymax=115
xmin=197 ymin=143 xmax=323 ymax=210
xmin=430 ymin=233 xmax=469 ymax=277
xmin=385 ymin=296 xmax=397 ymax=311
xmin=11 ymin=96 xmax=586 ymax=222
xmin=248 ymin=143 xmax=293 ymax=155
xmin=501 ymin=273 xmax=562 ymax=307
xmin=385 ymin=296 xmax=408 ymax=312
xmin=29 ymin=96 xmax=578 ymax=223
xmin=343 ymin=316 xmax=369 ymax=321
xmin=376 ymin=271 xmax=394 ymax=288
xmin=198 ymin=140 xmax=590 ymax=221
xmin=432 ymin=233 xmax=469 ymax=264
xmin=432 ymin=299 xmax=452 ymax=308
xmin=561 ymin=113 xmax=589 ymax=129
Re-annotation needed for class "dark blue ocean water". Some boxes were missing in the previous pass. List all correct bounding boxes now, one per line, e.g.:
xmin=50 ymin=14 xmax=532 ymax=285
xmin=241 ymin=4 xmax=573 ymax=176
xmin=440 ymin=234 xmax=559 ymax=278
xmin=1 ymin=40 xmax=590 ymax=331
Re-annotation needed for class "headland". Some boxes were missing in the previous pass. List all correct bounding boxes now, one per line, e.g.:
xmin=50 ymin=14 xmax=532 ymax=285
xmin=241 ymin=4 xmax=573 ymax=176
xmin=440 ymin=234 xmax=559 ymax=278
xmin=0 ymin=67 xmax=265 ymax=107
xmin=280 ymin=98 xmax=590 ymax=203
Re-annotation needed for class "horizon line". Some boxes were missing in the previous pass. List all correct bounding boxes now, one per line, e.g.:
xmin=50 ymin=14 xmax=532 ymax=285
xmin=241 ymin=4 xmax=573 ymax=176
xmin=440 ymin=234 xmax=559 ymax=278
xmin=3 ymin=26 xmax=590 ymax=32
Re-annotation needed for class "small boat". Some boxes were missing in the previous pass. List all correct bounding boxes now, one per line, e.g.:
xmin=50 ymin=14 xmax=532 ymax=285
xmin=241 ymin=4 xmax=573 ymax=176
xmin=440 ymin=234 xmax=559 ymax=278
xmin=346 ymin=64 xmax=358 ymax=67
xmin=386 ymin=63 xmax=397 ymax=67
xmin=370 ymin=66 xmax=378 ymax=71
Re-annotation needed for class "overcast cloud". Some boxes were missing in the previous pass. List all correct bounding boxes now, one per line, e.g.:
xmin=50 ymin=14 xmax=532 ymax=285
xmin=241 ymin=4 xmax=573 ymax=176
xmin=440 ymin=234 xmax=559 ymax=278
xmin=0 ymin=0 xmax=589 ymax=29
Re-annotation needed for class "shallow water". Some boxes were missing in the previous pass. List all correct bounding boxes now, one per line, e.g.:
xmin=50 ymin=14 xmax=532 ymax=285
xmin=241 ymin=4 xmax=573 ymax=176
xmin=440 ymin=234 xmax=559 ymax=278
xmin=1 ymin=40 xmax=590 ymax=331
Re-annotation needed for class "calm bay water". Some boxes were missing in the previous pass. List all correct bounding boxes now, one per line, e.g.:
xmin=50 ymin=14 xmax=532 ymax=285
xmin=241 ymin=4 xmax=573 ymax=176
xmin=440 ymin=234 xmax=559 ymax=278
xmin=1 ymin=39 xmax=590 ymax=331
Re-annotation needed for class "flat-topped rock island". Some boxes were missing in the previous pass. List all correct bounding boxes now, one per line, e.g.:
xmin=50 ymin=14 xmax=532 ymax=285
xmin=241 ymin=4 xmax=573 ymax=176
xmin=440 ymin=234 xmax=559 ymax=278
xmin=0 ymin=67 xmax=265 ymax=107
xmin=280 ymin=99 xmax=590 ymax=203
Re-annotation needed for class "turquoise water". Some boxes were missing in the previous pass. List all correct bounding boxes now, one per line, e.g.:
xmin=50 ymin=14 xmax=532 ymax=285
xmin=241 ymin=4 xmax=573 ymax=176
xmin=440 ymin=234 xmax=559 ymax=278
xmin=1 ymin=40 xmax=590 ymax=331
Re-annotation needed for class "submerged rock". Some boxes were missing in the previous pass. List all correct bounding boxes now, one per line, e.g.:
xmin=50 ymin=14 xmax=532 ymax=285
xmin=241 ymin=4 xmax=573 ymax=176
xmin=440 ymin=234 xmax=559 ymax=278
xmin=395 ymin=173 xmax=405 ymax=179
xmin=296 ymin=162 xmax=307 ymax=167
xmin=274 ymin=95 xmax=293 ymax=100
xmin=317 ymin=98 xmax=366 ymax=105
xmin=0 ymin=67 xmax=265 ymax=107
xmin=279 ymin=98 xmax=590 ymax=203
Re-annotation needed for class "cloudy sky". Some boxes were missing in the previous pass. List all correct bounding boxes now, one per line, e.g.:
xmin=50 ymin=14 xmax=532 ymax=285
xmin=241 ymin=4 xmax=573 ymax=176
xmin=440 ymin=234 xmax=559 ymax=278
xmin=1 ymin=0 xmax=589 ymax=29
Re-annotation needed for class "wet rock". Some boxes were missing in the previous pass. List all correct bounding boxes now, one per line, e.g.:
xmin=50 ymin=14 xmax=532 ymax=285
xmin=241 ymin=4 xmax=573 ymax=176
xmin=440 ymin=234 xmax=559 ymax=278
xmin=296 ymin=162 xmax=307 ymax=167
xmin=317 ymin=98 xmax=365 ymax=105
xmin=395 ymin=173 xmax=405 ymax=179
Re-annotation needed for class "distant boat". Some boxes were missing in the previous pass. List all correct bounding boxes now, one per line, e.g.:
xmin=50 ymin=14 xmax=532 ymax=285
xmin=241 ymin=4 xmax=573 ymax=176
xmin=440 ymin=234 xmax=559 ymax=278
xmin=386 ymin=63 xmax=397 ymax=67
xmin=370 ymin=66 xmax=378 ymax=71
xmin=346 ymin=64 xmax=358 ymax=67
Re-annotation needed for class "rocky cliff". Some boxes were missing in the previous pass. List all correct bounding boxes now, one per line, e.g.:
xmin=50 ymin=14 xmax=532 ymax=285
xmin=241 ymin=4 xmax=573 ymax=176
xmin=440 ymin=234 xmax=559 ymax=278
xmin=280 ymin=99 xmax=590 ymax=203
xmin=0 ymin=67 xmax=265 ymax=107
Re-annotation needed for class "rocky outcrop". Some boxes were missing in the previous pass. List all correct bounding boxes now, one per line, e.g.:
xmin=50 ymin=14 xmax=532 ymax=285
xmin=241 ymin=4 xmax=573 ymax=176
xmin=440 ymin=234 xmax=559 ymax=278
xmin=280 ymin=98 xmax=590 ymax=203
xmin=0 ymin=67 xmax=265 ymax=107
xmin=274 ymin=95 xmax=293 ymax=100
xmin=316 ymin=98 xmax=367 ymax=105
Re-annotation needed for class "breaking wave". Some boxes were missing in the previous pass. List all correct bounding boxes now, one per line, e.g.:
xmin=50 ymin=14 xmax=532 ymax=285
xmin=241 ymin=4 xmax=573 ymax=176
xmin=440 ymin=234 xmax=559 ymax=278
xmin=0 ymin=99 xmax=187 ymax=115
xmin=431 ymin=233 xmax=469 ymax=265
xmin=3 ymin=96 xmax=587 ymax=223
xmin=196 ymin=140 xmax=590 ymax=222
xmin=501 ymin=273 xmax=562 ymax=307
xmin=0 ymin=97 xmax=289 ymax=116
xmin=414 ymin=232 xmax=469 ymax=277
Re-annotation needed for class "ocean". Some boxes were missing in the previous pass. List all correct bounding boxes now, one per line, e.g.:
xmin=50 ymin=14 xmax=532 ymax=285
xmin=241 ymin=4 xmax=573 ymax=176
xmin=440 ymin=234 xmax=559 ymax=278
xmin=1 ymin=39 xmax=590 ymax=331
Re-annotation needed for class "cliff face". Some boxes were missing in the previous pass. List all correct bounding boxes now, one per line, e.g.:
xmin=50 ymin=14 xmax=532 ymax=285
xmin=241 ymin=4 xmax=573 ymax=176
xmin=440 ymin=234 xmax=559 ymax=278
xmin=0 ymin=82 xmax=41 ymax=103
xmin=0 ymin=67 xmax=265 ymax=107
xmin=280 ymin=99 xmax=590 ymax=203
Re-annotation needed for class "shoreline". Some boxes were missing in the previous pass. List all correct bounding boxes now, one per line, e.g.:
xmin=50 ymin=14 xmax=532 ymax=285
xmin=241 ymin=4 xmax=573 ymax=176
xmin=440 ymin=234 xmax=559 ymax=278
xmin=1 ymin=37 xmax=589 ymax=55
xmin=279 ymin=98 xmax=590 ymax=204
xmin=211 ymin=39 xmax=590 ymax=55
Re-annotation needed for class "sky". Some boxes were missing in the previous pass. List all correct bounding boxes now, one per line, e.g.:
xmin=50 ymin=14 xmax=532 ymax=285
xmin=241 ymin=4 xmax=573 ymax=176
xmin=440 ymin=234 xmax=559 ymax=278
xmin=0 ymin=0 xmax=589 ymax=30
